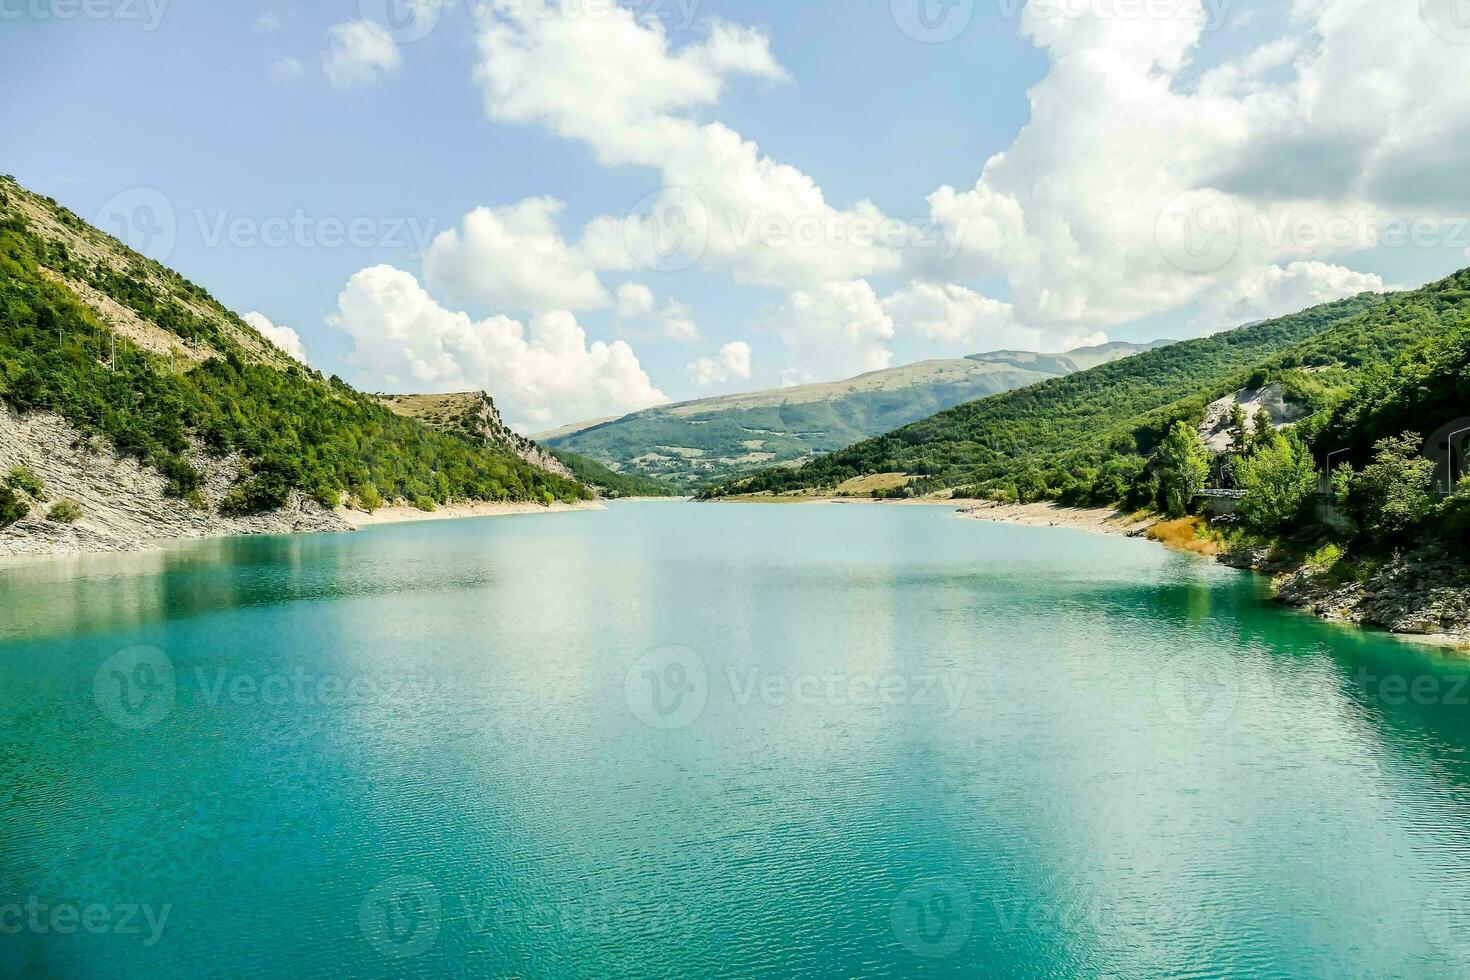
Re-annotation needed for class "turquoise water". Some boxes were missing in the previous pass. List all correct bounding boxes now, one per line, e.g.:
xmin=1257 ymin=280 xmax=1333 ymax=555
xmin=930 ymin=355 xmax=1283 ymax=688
xmin=4 ymin=501 xmax=1470 ymax=978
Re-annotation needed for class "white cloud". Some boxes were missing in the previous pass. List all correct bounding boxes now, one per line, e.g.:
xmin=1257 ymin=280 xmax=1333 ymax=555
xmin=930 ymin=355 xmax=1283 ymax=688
xmin=254 ymin=11 xmax=284 ymax=33
xmin=472 ymin=2 xmax=901 ymax=289
xmin=328 ymin=265 xmax=667 ymax=429
xmin=243 ymin=311 xmax=310 ymax=364
xmin=423 ymin=198 xmax=609 ymax=313
xmin=882 ymin=282 xmax=1031 ymax=351
xmin=616 ymin=282 xmax=656 ymax=319
xmin=1190 ymin=262 xmax=1387 ymax=332
xmin=687 ymin=341 xmax=752 ymax=388
xmin=323 ymin=20 xmax=402 ymax=90
xmin=267 ymin=57 xmax=305 ymax=85
xmin=614 ymin=283 xmax=700 ymax=342
xmin=770 ymin=280 xmax=895 ymax=379
xmin=925 ymin=0 xmax=1470 ymax=339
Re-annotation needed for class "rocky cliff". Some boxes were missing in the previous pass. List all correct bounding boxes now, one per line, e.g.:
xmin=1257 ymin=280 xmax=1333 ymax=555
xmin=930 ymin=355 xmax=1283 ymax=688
xmin=378 ymin=392 xmax=575 ymax=481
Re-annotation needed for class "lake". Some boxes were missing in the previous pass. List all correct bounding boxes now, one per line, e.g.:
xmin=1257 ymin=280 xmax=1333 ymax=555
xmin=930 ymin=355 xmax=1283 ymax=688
xmin=3 ymin=501 xmax=1470 ymax=978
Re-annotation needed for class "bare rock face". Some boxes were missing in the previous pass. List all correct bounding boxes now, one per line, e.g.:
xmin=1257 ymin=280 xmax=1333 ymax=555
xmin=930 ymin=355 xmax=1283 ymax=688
xmin=377 ymin=392 xmax=576 ymax=481
xmin=1273 ymin=548 xmax=1470 ymax=642
xmin=1198 ymin=383 xmax=1309 ymax=453
xmin=0 ymin=407 xmax=349 ymax=560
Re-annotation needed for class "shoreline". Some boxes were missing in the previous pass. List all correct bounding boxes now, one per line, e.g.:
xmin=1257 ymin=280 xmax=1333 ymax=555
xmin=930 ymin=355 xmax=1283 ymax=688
xmin=0 ymin=498 xmax=606 ymax=566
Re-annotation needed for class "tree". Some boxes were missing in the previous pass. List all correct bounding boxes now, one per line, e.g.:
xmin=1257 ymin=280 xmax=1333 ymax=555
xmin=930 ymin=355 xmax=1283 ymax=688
xmin=1251 ymin=407 xmax=1275 ymax=452
xmin=1155 ymin=421 xmax=1211 ymax=518
xmin=1234 ymin=431 xmax=1318 ymax=533
xmin=0 ymin=486 xmax=29 ymax=528
xmin=1228 ymin=401 xmax=1249 ymax=453
xmin=1336 ymin=432 xmax=1436 ymax=543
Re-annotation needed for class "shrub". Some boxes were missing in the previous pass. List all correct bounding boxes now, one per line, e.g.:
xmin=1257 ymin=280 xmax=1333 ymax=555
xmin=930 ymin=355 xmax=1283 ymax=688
xmin=1155 ymin=421 xmax=1211 ymax=518
xmin=46 ymin=498 xmax=83 ymax=524
xmin=1335 ymin=432 xmax=1436 ymax=545
xmin=311 ymin=485 xmax=342 ymax=509
xmin=1234 ymin=432 xmax=1318 ymax=533
xmin=354 ymin=483 xmax=384 ymax=513
xmin=6 ymin=466 xmax=46 ymax=500
xmin=0 ymin=486 xmax=30 ymax=528
xmin=413 ymin=495 xmax=437 ymax=513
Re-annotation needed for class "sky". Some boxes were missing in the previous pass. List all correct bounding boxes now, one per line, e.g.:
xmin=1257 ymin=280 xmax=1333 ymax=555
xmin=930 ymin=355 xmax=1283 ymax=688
xmin=2 ymin=0 xmax=1469 ymax=432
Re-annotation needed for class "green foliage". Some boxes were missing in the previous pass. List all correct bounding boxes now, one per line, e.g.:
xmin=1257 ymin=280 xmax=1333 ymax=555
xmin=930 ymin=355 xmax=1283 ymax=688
xmin=1234 ymin=432 xmax=1319 ymax=534
xmin=1335 ymin=433 xmax=1437 ymax=544
xmin=413 ymin=495 xmax=437 ymax=513
xmin=6 ymin=466 xmax=46 ymax=500
xmin=46 ymin=498 xmax=83 ymax=524
xmin=354 ymin=484 xmax=384 ymax=513
xmin=0 ymin=178 xmax=590 ymax=516
xmin=1155 ymin=422 xmax=1210 ymax=518
xmin=547 ymin=449 xmax=680 ymax=498
xmin=0 ymin=486 xmax=29 ymax=527
xmin=703 ymin=291 xmax=1384 ymax=502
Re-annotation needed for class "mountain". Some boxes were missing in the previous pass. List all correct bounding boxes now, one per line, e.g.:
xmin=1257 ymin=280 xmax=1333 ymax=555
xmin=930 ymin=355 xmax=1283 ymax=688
xmin=0 ymin=175 xmax=588 ymax=555
xmin=700 ymin=283 xmax=1431 ymax=500
xmin=538 ymin=341 xmax=1167 ymax=490
xmin=377 ymin=391 xmax=575 ymax=480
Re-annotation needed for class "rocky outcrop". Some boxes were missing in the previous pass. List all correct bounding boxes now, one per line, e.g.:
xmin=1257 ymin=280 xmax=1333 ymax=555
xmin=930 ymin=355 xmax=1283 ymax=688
xmin=378 ymin=391 xmax=576 ymax=481
xmin=0 ymin=407 xmax=348 ymax=560
xmin=1272 ymin=548 xmax=1470 ymax=642
xmin=1198 ymin=383 xmax=1309 ymax=453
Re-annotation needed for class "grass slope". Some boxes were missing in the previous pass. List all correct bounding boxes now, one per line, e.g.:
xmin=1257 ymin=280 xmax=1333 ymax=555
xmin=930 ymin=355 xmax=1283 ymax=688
xmin=0 ymin=175 xmax=588 ymax=513
xmin=544 ymin=343 xmax=1163 ymax=490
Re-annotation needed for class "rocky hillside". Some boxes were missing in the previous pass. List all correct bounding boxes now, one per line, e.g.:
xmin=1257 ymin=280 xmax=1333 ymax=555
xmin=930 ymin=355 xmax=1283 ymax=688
xmin=0 ymin=175 xmax=589 ymax=558
xmin=378 ymin=391 xmax=575 ymax=480
xmin=540 ymin=341 xmax=1166 ymax=489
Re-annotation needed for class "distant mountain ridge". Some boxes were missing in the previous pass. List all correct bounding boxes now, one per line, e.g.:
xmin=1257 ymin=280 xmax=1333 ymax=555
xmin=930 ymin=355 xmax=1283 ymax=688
xmin=538 ymin=340 xmax=1169 ymax=489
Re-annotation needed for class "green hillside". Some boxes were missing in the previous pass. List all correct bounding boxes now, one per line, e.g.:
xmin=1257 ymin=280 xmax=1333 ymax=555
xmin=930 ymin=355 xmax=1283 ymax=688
xmin=548 ymin=449 xmax=681 ymax=498
xmin=701 ymin=290 xmax=1397 ymax=500
xmin=0 ymin=175 xmax=588 ymax=516
xmin=542 ymin=342 xmax=1163 ymax=490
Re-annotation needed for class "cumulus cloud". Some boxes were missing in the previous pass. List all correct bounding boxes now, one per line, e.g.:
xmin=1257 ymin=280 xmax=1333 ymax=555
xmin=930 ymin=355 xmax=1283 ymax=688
xmin=243 ymin=311 xmax=310 ymax=364
xmin=423 ymin=199 xmax=609 ymax=313
xmin=770 ymin=280 xmax=895 ymax=379
xmin=616 ymin=282 xmax=656 ymax=319
xmin=687 ymin=341 xmax=752 ymax=388
xmin=614 ymin=283 xmax=700 ymax=342
xmin=882 ymin=282 xmax=1031 ymax=351
xmin=323 ymin=20 xmax=401 ymax=90
xmin=1190 ymin=262 xmax=1388 ymax=332
xmin=328 ymin=265 xmax=668 ymax=429
xmin=924 ymin=0 xmax=1470 ymax=338
xmin=472 ymin=1 xmax=901 ymax=289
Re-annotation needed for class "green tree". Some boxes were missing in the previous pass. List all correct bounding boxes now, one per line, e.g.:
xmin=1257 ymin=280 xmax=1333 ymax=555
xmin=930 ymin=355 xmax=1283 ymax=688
xmin=1251 ymin=407 xmax=1276 ymax=452
xmin=1155 ymin=421 xmax=1211 ymax=518
xmin=1336 ymin=432 xmax=1436 ymax=543
xmin=0 ymin=486 xmax=29 ymax=527
xmin=1227 ymin=401 xmax=1249 ymax=453
xmin=1234 ymin=431 xmax=1318 ymax=533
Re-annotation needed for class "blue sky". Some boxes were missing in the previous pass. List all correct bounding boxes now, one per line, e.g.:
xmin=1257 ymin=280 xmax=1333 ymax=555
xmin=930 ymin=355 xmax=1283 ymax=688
xmin=3 ymin=0 xmax=1468 ymax=429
